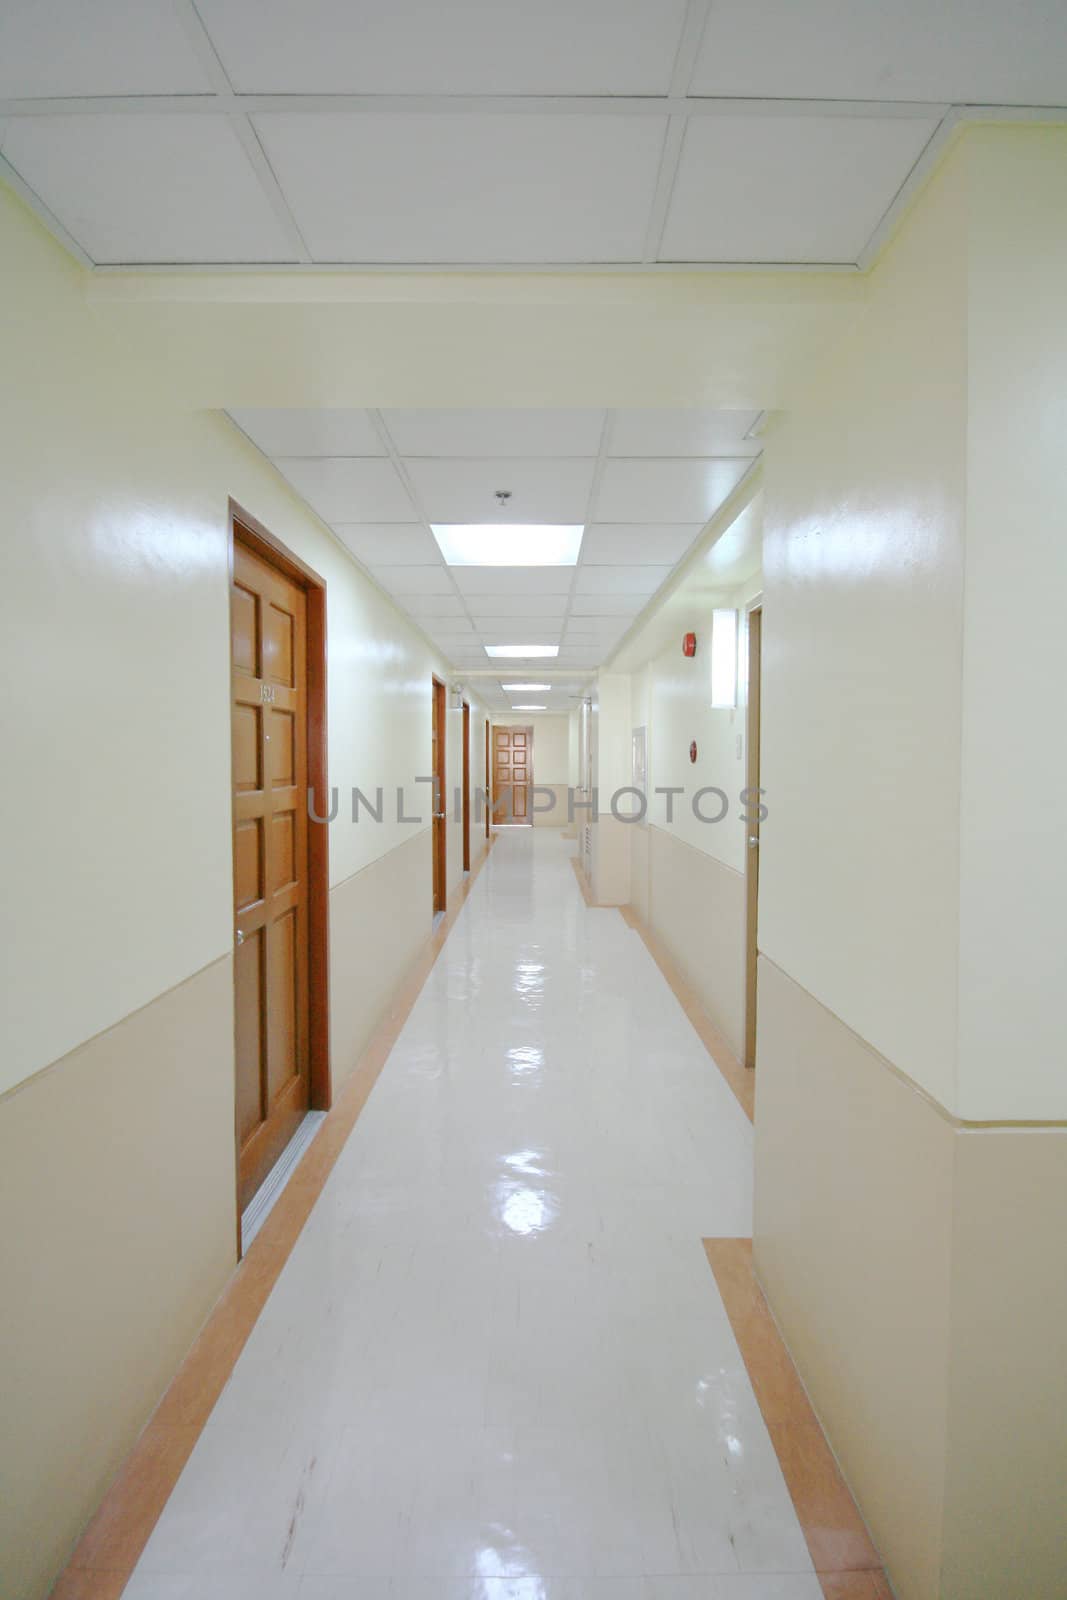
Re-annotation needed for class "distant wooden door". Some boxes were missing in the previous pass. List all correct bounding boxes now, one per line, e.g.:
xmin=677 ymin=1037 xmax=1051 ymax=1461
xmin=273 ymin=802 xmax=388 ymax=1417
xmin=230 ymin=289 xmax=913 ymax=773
xmin=494 ymin=726 xmax=532 ymax=824
xmin=484 ymin=722 xmax=490 ymax=838
xmin=432 ymin=677 xmax=446 ymax=913
xmin=744 ymin=606 xmax=762 ymax=1072
xmin=231 ymin=538 xmax=311 ymax=1211
xmin=462 ymin=702 xmax=471 ymax=871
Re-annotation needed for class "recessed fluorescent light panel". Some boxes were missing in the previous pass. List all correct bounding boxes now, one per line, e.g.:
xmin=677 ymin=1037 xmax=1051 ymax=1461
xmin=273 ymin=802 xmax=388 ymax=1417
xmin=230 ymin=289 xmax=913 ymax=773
xmin=485 ymin=645 xmax=560 ymax=659
xmin=512 ymin=704 xmax=547 ymax=711
xmin=431 ymin=524 xmax=584 ymax=566
xmin=504 ymin=683 xmax=551 ymax=692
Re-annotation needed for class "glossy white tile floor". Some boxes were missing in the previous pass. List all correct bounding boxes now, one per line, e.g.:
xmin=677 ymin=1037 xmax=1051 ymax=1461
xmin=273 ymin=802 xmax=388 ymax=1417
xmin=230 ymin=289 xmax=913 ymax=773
xmin=125 ymin=832 xmax=818 ymax=1600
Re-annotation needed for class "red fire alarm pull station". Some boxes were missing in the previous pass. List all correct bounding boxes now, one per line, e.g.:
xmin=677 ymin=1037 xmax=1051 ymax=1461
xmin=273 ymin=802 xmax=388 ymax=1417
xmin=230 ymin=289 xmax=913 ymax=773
xmin=682 ymin=632 xmax=697 ymax=657
xmin=690 ymin=740 xmax=698 ymax=764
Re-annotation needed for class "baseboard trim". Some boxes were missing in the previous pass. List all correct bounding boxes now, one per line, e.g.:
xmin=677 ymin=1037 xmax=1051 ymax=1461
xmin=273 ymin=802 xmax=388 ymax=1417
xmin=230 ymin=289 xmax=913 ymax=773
xmin=703 ymin=1239 xmax=891 ymax=1600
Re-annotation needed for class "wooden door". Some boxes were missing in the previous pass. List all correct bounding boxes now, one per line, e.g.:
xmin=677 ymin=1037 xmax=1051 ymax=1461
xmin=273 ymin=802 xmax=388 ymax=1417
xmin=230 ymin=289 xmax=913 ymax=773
xmin=484 ymin=722 xmax=490 ymax=838
xmin=231 ymin=537 xmax=311 ymax=1210
xmin=743 ymin=606 xmax=762 ymax=1071
xmin=494 ymin=725 xmax=532 ymax=824
xmin=432 ymin=677 xmax=446 ymax=913
xmin=462 ymin=701 xmax=471 ymax=871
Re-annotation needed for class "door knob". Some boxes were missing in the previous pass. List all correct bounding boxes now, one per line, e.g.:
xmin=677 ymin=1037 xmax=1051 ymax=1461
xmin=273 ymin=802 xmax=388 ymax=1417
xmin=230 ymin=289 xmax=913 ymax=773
xmin=433 ymin=811 xmax=446 ymax=821
xmin=235 ymin=928 xmax=245 ymax=945
xmin=747 ymin=836 xmax=759 ymax=850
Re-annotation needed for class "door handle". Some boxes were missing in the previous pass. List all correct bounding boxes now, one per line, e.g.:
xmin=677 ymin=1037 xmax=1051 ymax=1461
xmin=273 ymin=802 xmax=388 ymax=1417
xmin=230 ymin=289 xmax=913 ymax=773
xmin=747 ymin=836 xmax=759 ymax=850
xmin=235 ymin=928 xmax=245 ymax=945
xmin=433 ymin=811 xmax=446 ymax=821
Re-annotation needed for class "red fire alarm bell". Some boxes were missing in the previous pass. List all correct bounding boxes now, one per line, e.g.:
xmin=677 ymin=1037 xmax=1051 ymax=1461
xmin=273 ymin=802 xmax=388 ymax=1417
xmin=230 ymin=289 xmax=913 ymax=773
xmin=690 ymin=740 xmax=698 ymax=764
xmin=682 ymin=632 xmax=697 ymax=657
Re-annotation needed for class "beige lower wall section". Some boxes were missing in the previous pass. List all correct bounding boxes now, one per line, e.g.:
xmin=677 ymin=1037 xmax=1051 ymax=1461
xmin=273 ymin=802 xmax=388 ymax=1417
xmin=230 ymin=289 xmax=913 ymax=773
xmin=647 ymin=826 xmax=745 ymax=1058
xmin=630 ymin=824 xmax=650 ymax=925
xmin=329 ymin=829 xmax=433 ymax=1087
xmin=531 ymin=782 xmax=570 ymax=828
xmin=0 ymin=958 xmax=236 ymax=1600
xmin=753 ymin=956 xmax=954 ymax=1600
xmin=941 ymin=1128 xmax=1067 ymax=1600
xmin=0 ymin=829 xmax=451 ymax=1600
xmin=753 ymin=955 xmax=1067 ymax=1600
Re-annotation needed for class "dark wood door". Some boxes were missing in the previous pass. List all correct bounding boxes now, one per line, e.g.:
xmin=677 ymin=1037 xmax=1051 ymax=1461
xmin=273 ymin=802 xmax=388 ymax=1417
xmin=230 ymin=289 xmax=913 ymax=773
xmin=231 ymin=538 xmax=310 ymax=1210
xmin=432 ymin=677 xmax=446 ymax=913
xmin=494 ymin=726 xmax=532 ymax=823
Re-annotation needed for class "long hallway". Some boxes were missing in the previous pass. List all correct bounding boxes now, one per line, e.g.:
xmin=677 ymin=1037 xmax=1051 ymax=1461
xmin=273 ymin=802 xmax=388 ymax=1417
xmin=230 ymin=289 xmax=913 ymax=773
xmin=123 ymin=831 xmax=816 ymax=1599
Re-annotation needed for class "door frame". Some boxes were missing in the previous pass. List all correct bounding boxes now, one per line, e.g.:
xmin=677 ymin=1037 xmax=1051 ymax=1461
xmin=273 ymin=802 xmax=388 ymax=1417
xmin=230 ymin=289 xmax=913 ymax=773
xmin=431 ymin=675 xmax=447 ymax=913
xmin=462 ymin=701 xmax=471 ymax=872
xmin=743 ymin=600 xmax=762 ymax=1072
xmin=228 ymin=501 xmax=332 ymax=1216
xmin=484 ymin=720 xmax=491 ymax=838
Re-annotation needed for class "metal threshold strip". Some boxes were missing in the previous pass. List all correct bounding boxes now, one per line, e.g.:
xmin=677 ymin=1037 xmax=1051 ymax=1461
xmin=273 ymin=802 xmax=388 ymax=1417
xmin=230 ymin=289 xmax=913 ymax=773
xmin=240 ymin=1110 xmax=327 ymax=1254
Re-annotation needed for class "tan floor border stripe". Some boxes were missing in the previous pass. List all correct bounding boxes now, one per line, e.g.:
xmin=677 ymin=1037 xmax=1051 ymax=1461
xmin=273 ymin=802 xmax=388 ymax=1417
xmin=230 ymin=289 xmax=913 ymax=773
xmin=50 ymin=836 xmax=497 ymax=1600
xmin=703 ymin=1239 xmax=893 ymax=1600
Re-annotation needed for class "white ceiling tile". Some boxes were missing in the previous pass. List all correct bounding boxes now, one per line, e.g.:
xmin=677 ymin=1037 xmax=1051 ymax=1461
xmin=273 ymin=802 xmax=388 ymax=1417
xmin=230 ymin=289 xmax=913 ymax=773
xmin=254 ymin=112 xmax=666 ymax=264
xmin=381 ymin=409 xmax=605 ymax=458
xmin=277 ymin=458 xmax=414 ymax=521
xmin=1 ymin=115 xmax=298 ymax=265
xmin=333 ymin=525 xmax=439 ymax=566
xmin=467 ymin=595 xmax=571 ymax=619
xmin=555 ymin=646 xmax=606 ymax=665
xmin=229 ymin=409 xmax=384 ymax=457
xmin=609 ymin=410 xmax=762 ymax=458
xmin=689 ymin=0 xmax=1067 ymax=104
xmin=0 ymin=1 xmax=214 ymax=96
xmin=569 ymin=594 xmax=648 ymax=616
xmin=408 ymin=458 xmax=596 ymax=523
xmin=396 ymin=596 xmax=468 ymax=620
xmin=581 ymin=524 xmax=703 ymax=565
xmin=596 ymin=458 xmax=751 ymax=523
xmin=423 ymin=618 xmax=478 ymax=636
xmin=370 ymin=566 xmax=453 ymax=596
xmin=197 ymin=0 xmax=687 ymax=94
xmin=565 ymin=617 xmax=629 ymax=635
xmin=659 ymin=114 xmax=940 ymax=265
xmin=473 ymin=619 xmax=568 ymax=639
xmin=452 ymin=567 xmax=576 ymax=596
xmin=573 ymin=566 xmax=672 ymax=596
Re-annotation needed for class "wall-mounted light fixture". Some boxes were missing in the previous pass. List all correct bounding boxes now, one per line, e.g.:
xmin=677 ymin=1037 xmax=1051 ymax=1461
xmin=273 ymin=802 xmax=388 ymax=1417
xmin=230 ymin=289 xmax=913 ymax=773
xmin=710 ymin=608 xmax=738 ymax=709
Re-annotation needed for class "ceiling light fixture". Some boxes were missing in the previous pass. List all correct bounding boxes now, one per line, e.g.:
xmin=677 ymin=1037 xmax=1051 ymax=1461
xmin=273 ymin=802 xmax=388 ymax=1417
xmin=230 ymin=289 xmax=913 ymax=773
xmin=485 ymin=645 xmax=560 ymax=659
xmin=503 ymin=683 xmax=551 ymax=692
xmin=511 ymin=704 xmax=547 ymax=711
xmin=430 ymin=524 xmax=584 ymax=566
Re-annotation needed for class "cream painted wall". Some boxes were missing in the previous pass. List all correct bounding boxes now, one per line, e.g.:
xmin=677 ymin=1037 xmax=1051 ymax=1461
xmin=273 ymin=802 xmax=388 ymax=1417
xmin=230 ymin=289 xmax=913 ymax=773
xmin=753 ymin=125 xmax=1067 ymax=1600
xmin=758 ymin=144 xmax=970 ymax=1115
xmin=618 ymin=562 xmax=761 ymax=1058
xmin=956 ymin=127 xmax=1067 ymax=1121
xmin=590 ymin=673 xmax=632 ymax=904
xmin=1 ymin=179 xmax=495 ymax=1600
xmin=0 ymin=182 xmax=484 ymax=1100
xmin=646 ymin=577 xmax=760 ymax=873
